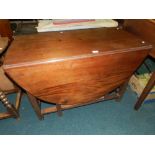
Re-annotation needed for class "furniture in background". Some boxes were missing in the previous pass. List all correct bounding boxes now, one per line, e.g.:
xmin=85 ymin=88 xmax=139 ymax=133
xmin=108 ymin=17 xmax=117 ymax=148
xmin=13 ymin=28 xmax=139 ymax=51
xmin=0 ymin=37 xmax=22 ymax=119
xmin=3 ymin=27 xmax=152 ymax=120
xmin=0 ymin=19 xmax=13 ymax=42
xmin=0 ymin=37 xmax=9 ymax=65
xmin=123 ymin=19 xmax=155 ymax=110
xmin=10 ymin=19 xmax=38 ymax=35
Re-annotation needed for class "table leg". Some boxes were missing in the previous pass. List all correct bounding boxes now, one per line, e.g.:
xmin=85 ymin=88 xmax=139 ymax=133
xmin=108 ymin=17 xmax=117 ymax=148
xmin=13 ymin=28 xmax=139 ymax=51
xmin=0 ymin=90 xmax=19 ymax=118
xmin=56 ymin=104 xmax=63 ymax=116
xmin=115 ymin=80 xmax=129 ymax=102
xmin=134 ymin=71 xmax=155 ymax=110
xmin=27 ymin=92 xmax=44 ymax=120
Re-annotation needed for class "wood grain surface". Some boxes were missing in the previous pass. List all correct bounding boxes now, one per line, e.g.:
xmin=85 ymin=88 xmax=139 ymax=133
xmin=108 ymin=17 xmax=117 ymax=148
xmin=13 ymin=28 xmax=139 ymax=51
xmin=124 ymin=19 xmax=155 ymax=59
xmin=3 ymin=27 xmax=152 ymax=105
xmin=4 ymin=27 xmax=152 ymax=67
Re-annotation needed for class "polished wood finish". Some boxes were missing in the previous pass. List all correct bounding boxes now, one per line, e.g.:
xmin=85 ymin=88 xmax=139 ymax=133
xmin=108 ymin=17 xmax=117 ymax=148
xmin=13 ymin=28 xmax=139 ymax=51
xmin=4 ymin=27 xmax=152 ymax=66
xmin=26 ymin=81 xmax=128 ymax=118
xmin=3 ymin=27 xmax=152 ymax=117
xmin=124 ymin=19 xmax=155 ymax=59
xmin=124 ymin=19 xmax=155 ymax=110
xmin=0 ymin=20 xmax=13 ymax=42
xmin=4 ymin=50 xmax=150 ymax=106
xmin=41 ymin=90 xmax=123 ymax=115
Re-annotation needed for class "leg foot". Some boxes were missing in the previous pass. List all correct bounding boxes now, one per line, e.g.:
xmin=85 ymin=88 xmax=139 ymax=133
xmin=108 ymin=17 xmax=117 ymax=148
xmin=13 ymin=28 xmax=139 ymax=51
xmin=56 ymin=104 xmax=63 ymax=117
xmin=27 ymin=92 xmax=44 ymax=120
xmin=115 ymin=80 xmax=129 ymax=102
xmin=0 ymin=90 xmax=19 ymax=118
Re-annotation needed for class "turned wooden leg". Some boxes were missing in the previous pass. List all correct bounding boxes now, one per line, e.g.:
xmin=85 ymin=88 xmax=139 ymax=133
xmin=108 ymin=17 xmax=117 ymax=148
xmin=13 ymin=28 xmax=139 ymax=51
xmin=56 ymin=104 xmax=63 ymax=116
xmin=0 ymin=90 xmax=19 ymax=118
xmin=115 ymin=80 xmax=129 ymax=102
xmin=134 ymin=71 xmax=155 ymax=110
xmin=27 ymin=92 xmax=44 ymax=120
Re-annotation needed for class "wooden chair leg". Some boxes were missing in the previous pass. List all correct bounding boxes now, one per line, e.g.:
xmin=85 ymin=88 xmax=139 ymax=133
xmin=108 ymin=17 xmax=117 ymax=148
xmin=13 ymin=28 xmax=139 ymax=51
xmin=56 ymin=104 xmax=63 ymax=116
xmin=27 ymin=92 xmax=44 ymax=120
xmin=0 ymin=90 xmax=19 ymax=118
xmin=134 ymin=72 xmax=155 ymax=110
xmin=115 ymin=80 xmax=129 ymax=102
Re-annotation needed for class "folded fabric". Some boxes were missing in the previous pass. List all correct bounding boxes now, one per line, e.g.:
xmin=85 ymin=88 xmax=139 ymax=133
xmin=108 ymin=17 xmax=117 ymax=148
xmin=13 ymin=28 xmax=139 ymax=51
xmin=36 ymin=19 xmax=118 ymax=32
xmin=53 ymin=19 xmax=95 ymax=25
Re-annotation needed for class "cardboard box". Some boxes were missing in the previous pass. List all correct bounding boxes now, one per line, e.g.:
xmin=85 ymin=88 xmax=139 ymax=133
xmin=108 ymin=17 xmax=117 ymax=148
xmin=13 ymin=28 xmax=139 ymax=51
xmin=129 ymin=73 xmax=155 ymax=103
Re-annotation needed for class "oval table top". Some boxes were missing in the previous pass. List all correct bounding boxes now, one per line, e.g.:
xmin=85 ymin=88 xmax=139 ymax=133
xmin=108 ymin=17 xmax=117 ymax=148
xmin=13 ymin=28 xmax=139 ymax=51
xmin=3 ymin=27 xmax=152 ymax=69
xmin=3 ymin=28 xmax=153 ymax=105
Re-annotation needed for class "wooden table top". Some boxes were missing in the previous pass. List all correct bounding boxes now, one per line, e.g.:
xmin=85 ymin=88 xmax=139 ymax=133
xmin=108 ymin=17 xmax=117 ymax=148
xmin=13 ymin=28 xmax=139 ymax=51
xmin=124 ymin=19 xmax=155 ymax=59
xmin=3 ymin=27 xmax=152 ymax=105
xmin=4 ymin=27 xmax=152 ymax=69
xmin=0 ymin=37 xmax=8 ymax=55
xmin=145 ymin=20 xmax=155 ymax=59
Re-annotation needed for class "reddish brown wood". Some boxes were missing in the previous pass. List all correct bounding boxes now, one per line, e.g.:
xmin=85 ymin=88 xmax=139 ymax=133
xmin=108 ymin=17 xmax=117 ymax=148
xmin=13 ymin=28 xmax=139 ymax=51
xmin=4 ymin=27 xmax=152 ymax=66
xmin=0 ymin=20 xmax=13 ymax=42
xmin=124 ymin=19 xmax=155 ymax=59
xmin=3 ymin=27 xmax=152 ymax=116
xmin=4 ymin=51 xmax=150 ymax=106
xmin=56 ymin=104 xmax=63 ymax=116
xmin=27 ymin=92 xmax=44 ymax=120
xmin=41 ymin=92 xmax=121 ymax=115
xmin=124 ymin=19 xmax=155 ymax=110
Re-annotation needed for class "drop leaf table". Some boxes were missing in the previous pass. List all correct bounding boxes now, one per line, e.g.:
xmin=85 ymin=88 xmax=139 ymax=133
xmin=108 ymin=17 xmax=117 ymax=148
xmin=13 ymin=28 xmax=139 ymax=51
xmin=3 ymin=27 xmax=152 ymax=119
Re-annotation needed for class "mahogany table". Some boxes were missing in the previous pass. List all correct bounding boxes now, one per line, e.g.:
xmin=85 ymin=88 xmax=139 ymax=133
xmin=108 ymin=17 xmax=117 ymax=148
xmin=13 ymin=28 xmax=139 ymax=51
xmin=3 ymin=27 xmax=152 ymax=119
